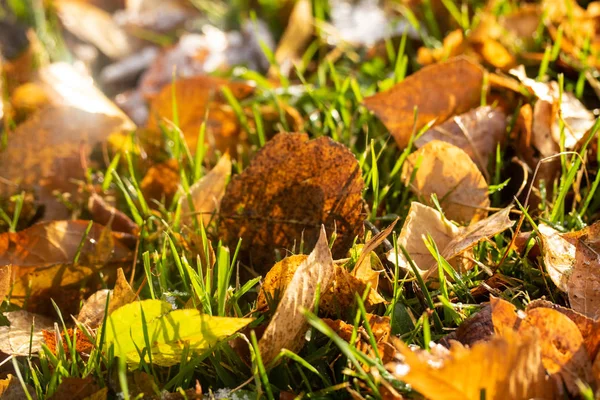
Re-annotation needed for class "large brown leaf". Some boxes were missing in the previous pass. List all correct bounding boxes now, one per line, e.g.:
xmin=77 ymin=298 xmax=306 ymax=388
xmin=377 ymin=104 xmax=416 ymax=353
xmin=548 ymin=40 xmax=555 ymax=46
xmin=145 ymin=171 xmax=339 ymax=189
xmin=364 ymin=57 xmax=484 ymax=148
xmin=401 ymin=140 xmax=490 ymax=224
xmin=219 ymin=133 xmax=365 ymax=273
xmin=0 ymin=220 xmax=133 ymax=315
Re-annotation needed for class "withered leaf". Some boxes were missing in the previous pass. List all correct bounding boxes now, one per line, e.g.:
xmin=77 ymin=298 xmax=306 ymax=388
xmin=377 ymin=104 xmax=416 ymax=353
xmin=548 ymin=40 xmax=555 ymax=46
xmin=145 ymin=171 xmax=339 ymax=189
xmin=0 ymin=220 xmax=133 ymax=315
xmin=415 ymin=106 xmax=507 ymax=174
xmin=181 ymin=153 xmax=232 ymax=229
xmin=48 ymin=377 xmax=101 ymax=400
xmin=390 ymin=329 xmax=553 ymax=400
xmin=147 ymin=76 xmax=254 ymax=157
xmin=570 ymin=239 xmax=600 ymax=320
xmin=387 ymin=202 xmax=512 ymax=279
xmin=258 ymin=227 xmax=335 ymax=365
xmin=537 ymin=223 xmax=575 ymax=292
xmin=140 ymin=159 xmax=181 ymax=206
xmin=77 ymin=268 xmax=137 ymax=328
xmin=88 ymin=193 xmax=138 ymax=235
xmin=0 ymin=310 xmax=53 ymax=356
xmin=220 ymin=133 xmax=365 ymax=273
xmin=0 ymin=375 xmax=37 ymax=400
xmin=364 ymin=57 xmax=484 ymax=148
xmin=402 ymin=140 xmax=490 ymax=224
xmin=272 ymin=0 xmax=313 ymax=77
xmin=43 ymin=327 xmax=94 ymax=356
xmin=491 ymin=297 xmax=594 ymax=395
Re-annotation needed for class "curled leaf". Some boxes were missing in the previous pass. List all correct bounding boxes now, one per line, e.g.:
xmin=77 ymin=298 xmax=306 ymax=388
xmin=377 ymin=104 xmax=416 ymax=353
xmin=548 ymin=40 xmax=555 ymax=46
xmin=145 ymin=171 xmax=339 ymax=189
xmin=0 ymin=310 xmax=53 ymax=356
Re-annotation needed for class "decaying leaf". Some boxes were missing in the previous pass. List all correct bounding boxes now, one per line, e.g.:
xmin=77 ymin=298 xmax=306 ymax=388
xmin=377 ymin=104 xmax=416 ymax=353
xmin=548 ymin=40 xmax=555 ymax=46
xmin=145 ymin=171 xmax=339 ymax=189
xmin=43 ymin=327 xmax=94 ymax=356
xmin=48 ymin=377 xmax=101 ymax=400
xmin=88 ymin=193 xmax=138 ymax=235
xmin=415 ymin=106 xmax=507 ymax=173
xmin=0 ymin=310 xmax=53 ymax=356
xmin=0 ymin=220 xmax=133 ymax=315
xmin=402 ymin=140 xmax=490 ymax=223
xmin=387 ymin=203 xmax=513 ymax=279
xmin=140 ymin=159 xmax=180 ymax=206
xmin=364 ymin=57 xmax=484 ymax=148
xmin=77 ymin=268 xmax=137 ymax=328
xmin=146 ymin=76 xmax=254 ymax=157
xmin=537 ymin=223 xmax=575 ymax=292
xmin=570 ymin=239 xmax=600 ymax=320
xmin=181 ymin=153 xmax=232 ymax=229
xmin=106 ymin=299 xmax=252 ymax=366
xmin=219 ymin=133 xmax=365 ymax=273
xmin=491 ymin=297 xmax=594 ymax=395
xmin=258 ymin=227 xmax=335 ymax=365
xmin=390 ymin=329 xmax=553 ymax=400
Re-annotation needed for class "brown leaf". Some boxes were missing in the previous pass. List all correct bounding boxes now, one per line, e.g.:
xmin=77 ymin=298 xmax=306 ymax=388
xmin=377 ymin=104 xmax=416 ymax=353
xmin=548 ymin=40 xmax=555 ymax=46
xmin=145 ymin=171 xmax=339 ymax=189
xmin=140 ymin=159 xmax=181 ymax=206
xmin=415 ymin=106 xmax=507 ymax=174
xmin=389 ymin=330 xmax=553 ymax=400
xmin=439 ymin=305 xmax=494 ymax=347
xmin=570 ymin=239 xmax=600 ymax=320
xmin=364 ymin=57 xmax=484 ymax=148
xmin=88 ymin=193 xmax=138 ymax=235
xmin=401 ymin=140 xmax=490 ymax=224
xmin=43 ymin=327 xmax=94 ymax=356
xmin=77 ymin=268 xmax=137 ymax=328
xmin=0 ymin=220 xmax=133 ymax=315
xmin=272 ymin=0 xmax=313 ymax=77
xmin=48 ymin=377 xmax=101 ymax=400
xmin=181 ymin=153 xmax=232 ymax=229
xmin=146 ymin=76 xmax=254 ymax=157
xmin=387 ymin=203 xmax=513 ymax=279
xmin=0 ymin=375 xmax=37 ymax=400
xmin=219 ymin=133 xmax=365 ymax=273
xmin=0 ymin=310 xmax=53 ymax=356
xmin=537 ymin=223 xmax=575 ymax=292
xmin=258 ymin=227 xmax=335 ymax=365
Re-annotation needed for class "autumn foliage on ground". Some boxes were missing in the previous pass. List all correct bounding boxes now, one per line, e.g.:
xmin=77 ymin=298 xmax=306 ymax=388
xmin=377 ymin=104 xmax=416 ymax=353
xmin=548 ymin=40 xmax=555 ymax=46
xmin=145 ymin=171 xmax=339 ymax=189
xmin=1 ymin=0 xmax=600 ymax=399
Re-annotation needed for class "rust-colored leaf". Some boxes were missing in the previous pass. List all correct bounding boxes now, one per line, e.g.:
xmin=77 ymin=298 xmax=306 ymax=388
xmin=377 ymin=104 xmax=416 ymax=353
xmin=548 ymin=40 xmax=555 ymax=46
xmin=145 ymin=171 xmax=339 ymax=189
xmin=0 ymin=220 xmax=133 ymax=315
xmin=140 ymin=159 xmax=181 ymax=206
xmin=364 ymin=57 xmax=484 ymax=148
xmin=401 ymin=140 xmax=490 ymax=224
xmin=43 ymin=327 xmax=94 ymax=356
xmin=219 ymin=133 xmax=365 ymax=273
xmin=258 ymin=227 xmax=335 ymax=365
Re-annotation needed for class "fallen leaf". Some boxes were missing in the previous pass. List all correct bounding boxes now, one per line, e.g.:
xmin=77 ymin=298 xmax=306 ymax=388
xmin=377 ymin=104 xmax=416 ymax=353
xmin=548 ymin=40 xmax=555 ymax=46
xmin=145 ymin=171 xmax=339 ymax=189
xmin=438 ymin=305 xmax=494 ymax=347
xmin=106 ymin=299 xmax=252 ymax=366
xmin=389 ymin=329 xmax=553 ymax=400
xmin=219 ymin=133 xmax=365 ymax=273
xmin=181 ymin=153 xmax=232 ymax=229
xmin=55 ymin=0 xmax=137 ymax=59
xmin=77 ymin=268 xmax=137 ymax=328
xmin=140 ymin=159 xmax=181 ymax=206
xmin=88 ymin=193 xmax=138 ymax=235
xmin=387 ymin=203 xmax=513 ymax=279
xmin=272 ymin=0 xmax=313 ymax=77
xmin=415 ymin=106 xmax=507 ymax=173
xmin=0 ymin=374 xmax=37 ymax=400
xmin=43 ymin=327 xmax=94 ymax=356
xmin=491 ymin=297 xmax=594 ymax=395
xmin=401 ymin=140 xmax=490 ymax=224
xmin=364 ymin=57 xmax=484 ymax=148
xmin=0 ymin=310 xmax=53 ymax=356
xmin=570 ymin=239 xmax=600 ymax=320
xmin=146 ymin=76 xmax=254 ymax=157
xmin=537 ymin=223 xmax=575 ymax=292
xmin=0 ymin=220 xmax=133 ymax=315
xmin=48 ymin=377 xmax=101 ymax=400
xmin=258 ymin=227 xmax=335 ymax=365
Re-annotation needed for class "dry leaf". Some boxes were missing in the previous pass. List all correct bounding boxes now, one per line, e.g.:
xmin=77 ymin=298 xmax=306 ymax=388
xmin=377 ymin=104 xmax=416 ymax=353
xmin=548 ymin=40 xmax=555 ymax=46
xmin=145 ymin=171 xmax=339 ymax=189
xmin=0 ymin=375 xmax=37 ymax=400
xmin=258 ymin=227 xmax=334 ymax=364
xmin=219 ymin=133 xmax=365 ymax=273
xmin=43 ymin=327 xmax=94 ymax=356
xmin=88 ymin=193 xmax=138 ymax=235
xmin=0 ymin=310 xmax=53 ymax=356
xmin=140 ymin=159 xmax=180 ymax=206
xmin=181 ymin=153 xmax=232 ymax=229
xmin=0 ymin=220 xmax=133 ymax=315
xmin=272 ymin=0 xmax=313 ymax=77
xmin=387 ymin=203 xmax=513 ymax=279
xmin=147 ymin=76 xmax=254 ymax=157
xmin=364 ymin=57 xmax=484 ymax=148
xmin=402 ymin=141 xmax=489 ymax=224
xmin=491 ymin=297 xmax=594 ymax=395
xmin=570 ymin=239 xmax=600 ymax=320
xmin=55 ymin=0 xmax=137 ymax=59
xmin=48 ymin=377 xmax=101 ymax=400
xmin=390 ymin=329 xmax=553 ymax=400
xmin=77 ymin=268 xmax=137 ymax=328
xmin=538 ymin=223 xmax=575 ymax=292
xmin=415 ymin=106 xmax=507 ymax=173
